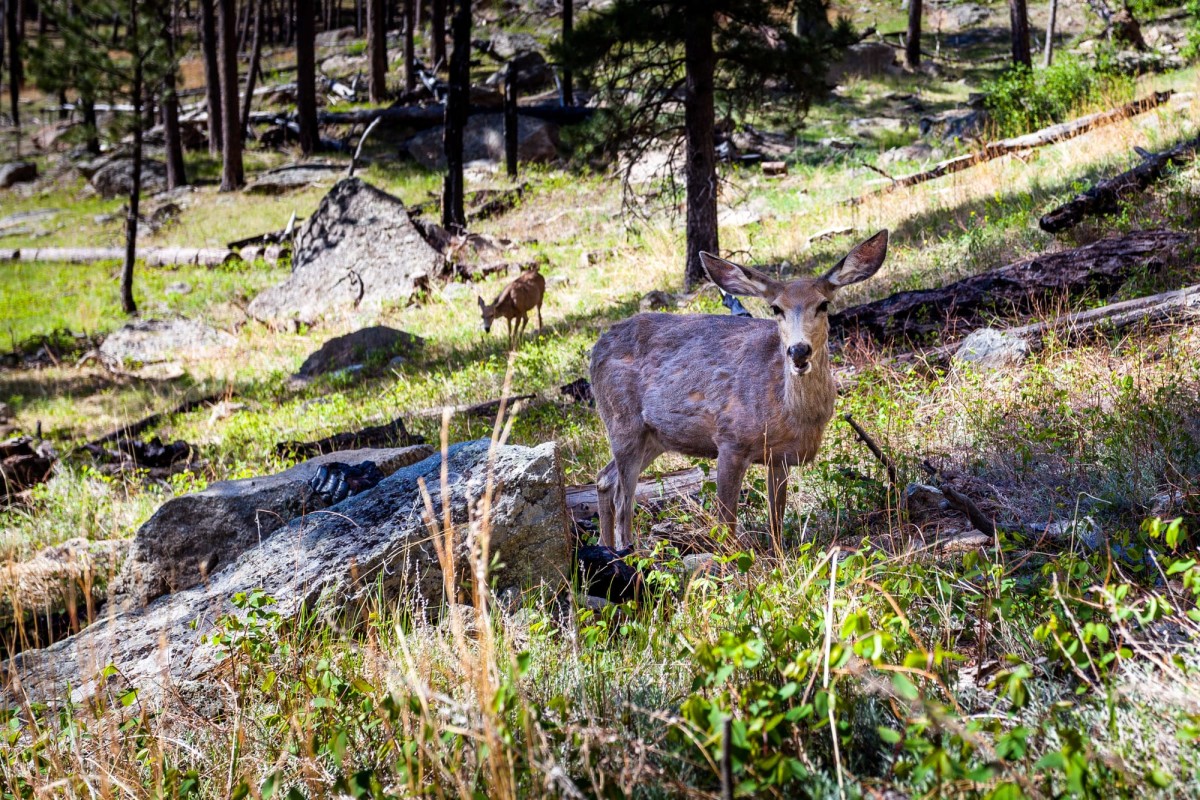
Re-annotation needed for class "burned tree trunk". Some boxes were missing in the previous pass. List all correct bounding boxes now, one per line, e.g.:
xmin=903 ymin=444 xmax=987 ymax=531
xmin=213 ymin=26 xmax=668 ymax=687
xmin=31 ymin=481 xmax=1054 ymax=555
xmin=441 ymin=0 xmax=470 ymax=232
xmin=200 ymin=0 xmax=223 ymax=153
xmin=402 ymin=0 xmax=415 ymax=94
xmin=161 ymin=1 xmax=188 ymax=188
xmin=122 ymin=2 xmax=144 ymax=316
xmin=430 ymin=0 xmax=446 ymax=69
xmin=504 ymin=65 xmax=517 ymax=179
xmin=683 ymin=5 xmax=718 ymax=291
xmin=560 ymin=0 xmax=573 ymax=105
xmin=1009 ymin=0 xmax=1032 ymax=68
xmin=830 ymin=229 xmax=1191 ymax=345
xmin=367 ymin=0 xmax=387 ymax=101
xmin=5 ymin=0 xmax=20 ymax=127
xmin=906 ymin=0 xmax=922 ymax=68
xmin=217 ymin=0 xmax=244 ymax=190
xmin=1040 ymin=136 xmax=1200 ymax=233
xmin=296 ymin=0 xmax=320 ymax=154
xmin=241 ymin=0 xmax=265 ymax=138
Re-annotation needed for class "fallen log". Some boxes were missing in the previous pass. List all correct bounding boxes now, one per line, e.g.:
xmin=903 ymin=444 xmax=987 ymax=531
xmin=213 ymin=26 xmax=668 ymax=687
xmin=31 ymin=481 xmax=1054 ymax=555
xmin=1 ymin=247 xmax=241 ymax=266
xmin=830 ymin=229 xmax=1189 ymax=345
xmin=566 ymin=467 xmax=711 ymax=523
xmin=412 ymin=394 xmax=538 ymax=420
xmin=275 ymin=416 xmax=425 ymax=458
xmin=318 ymin=102 xmax=594 ymax=127
xmin=1039 ymin=133 xmax=1200 ymax=233
xmin=849 ymin=91 xmax=1173 ymax=204
xmin=86 ymin=394 xmax=222 ymax=449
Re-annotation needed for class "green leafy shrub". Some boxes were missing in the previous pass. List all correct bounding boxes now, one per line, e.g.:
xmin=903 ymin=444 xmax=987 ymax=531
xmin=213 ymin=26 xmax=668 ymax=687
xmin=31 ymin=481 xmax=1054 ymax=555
xmin=983 ymin=58 xmax=1134 ymax=138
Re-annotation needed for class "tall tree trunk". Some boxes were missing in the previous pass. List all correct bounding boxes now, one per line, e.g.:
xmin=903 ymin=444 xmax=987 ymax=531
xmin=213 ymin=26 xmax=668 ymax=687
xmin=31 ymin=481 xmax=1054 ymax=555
xmin=354 ymin=0 xmax=361 ymax=35
xmin=560 ymin=0 xmax=572 ymax=105
xmin=218 ymin=0 xmax=244 ymax=189
xmin=906 ymin=0 xmax=922 ymax=68
xmin=236 ymin=0 xmax=251 ymax=52
xmin=441 ymin=0 xmax=469 ymax=232
xmin=162 ymin=1 xmax=188 ymax=188
xmin=682 ymin=7 xmax=717 ymax=291
xmin=1009 ymin=0 xmax=1031 ymax=68
xmin=504 ymin=64 xmax=517 ymax=178
xmin=430 ymin=0 xmax=445 ymax=69
xmin=296 ymin=0 xmax=320 ymax=153
xmin=1044 ymin=0 xmax=1058 ymax=66
xmin=123 ymin=7 xmax=143 ymax=316
xmin=367 ymin=0 xmax=387 ymax=101
xmin=200 ymin=0 xmax=223 ymax=153
xmin=402 ymin=0 xmax=415 ymax=93
xmin=241 ymin=0 xmax=263 ymax=136
xmin=81 ymin=95 xmax=99 ymax=154
xmin=5 ymin=0 xmax=20 ymax=127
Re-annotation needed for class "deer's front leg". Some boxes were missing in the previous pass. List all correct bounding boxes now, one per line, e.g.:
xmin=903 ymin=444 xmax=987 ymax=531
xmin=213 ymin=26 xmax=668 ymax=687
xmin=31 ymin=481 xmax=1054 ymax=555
xmin=715 ymin=449 xmax=750 ymax=542
xmin=767 ymin=459 xmax=790 ymax=544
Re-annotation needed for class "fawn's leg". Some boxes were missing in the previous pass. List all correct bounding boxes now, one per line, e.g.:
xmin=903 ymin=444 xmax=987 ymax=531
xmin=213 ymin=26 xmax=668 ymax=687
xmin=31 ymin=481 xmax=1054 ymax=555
xmin=536 ymin=301 xmax=543 ymax=332
xmin=767 ymin=459 xmax=790 ymax=546
xmin=715 ymin=449 xmax=750 ymax=543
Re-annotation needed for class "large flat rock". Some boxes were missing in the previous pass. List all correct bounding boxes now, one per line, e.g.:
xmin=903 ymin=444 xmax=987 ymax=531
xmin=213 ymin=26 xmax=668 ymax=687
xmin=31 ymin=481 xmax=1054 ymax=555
xmin=5 ymin=441 xmax=570 ymax=708
xmin=247 ymin=178 xmax=445 ymax=326
xmin=406 ymin=114 xmax=559 ymax=170
xmin=107 ymin=445 xmax=435 ymax=610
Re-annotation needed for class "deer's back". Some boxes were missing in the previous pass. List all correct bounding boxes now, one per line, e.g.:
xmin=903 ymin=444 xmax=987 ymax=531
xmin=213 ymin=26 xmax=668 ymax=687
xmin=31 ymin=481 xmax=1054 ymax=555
xmin=591 ymin=313 xmax=827 ymax=460
xmin=498 ymin=271 xmax=544 ymax=315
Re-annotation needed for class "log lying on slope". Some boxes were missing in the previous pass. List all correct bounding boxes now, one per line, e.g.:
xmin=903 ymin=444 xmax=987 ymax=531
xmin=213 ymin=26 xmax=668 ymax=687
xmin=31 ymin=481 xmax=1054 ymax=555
xmin=1 ymin=247 xmax=240 ymax=267
xmin=319 ymin=102 xmax=594 ymax=127
xmin=848 ymin=91 xmax=1173 ymax=204
xmin=1039 ymin=134 xmax=1200 ymax=233
xmin=830 ymin=229 xmax=1189 ymax=345
xmin=276 ymin=416 xmax=426 ymax=458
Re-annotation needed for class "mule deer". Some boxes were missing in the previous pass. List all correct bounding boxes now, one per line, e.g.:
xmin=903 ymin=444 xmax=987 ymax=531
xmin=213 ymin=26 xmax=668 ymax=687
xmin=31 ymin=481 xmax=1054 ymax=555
xmin=590 ymin=231 xmax=889 ymax=548
xmin=478 ymin=267 xmax=545 ymax=350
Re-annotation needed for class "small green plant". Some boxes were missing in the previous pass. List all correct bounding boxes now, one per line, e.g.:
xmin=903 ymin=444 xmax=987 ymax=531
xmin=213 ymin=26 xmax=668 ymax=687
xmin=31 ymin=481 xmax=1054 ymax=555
xmin=983 ymin=58 xmax=1133 ymax=138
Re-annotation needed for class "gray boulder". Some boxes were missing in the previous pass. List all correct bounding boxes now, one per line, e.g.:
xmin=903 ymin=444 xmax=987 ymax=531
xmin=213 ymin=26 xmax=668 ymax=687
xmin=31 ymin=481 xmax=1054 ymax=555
xmin=91 ymin=158 xmax=167 ymax=198
xmin=919 ymin=108 xmax=989 ymax=142
xmin=107 ymin=444 xmax=435 ymax=610
xmin=295 ymin=326 xmax=425 ymax=380
xmin=7 ymin=441 xmax=570 ymax=708
xmin=953 ymin=328 xmax=1029 ymax=369
xmin=406 ymin=114 xmax=559 ymax=169
xmin=485 ymin=51 xmax=554 ymax=91
xmin=482 ymin=30 xmax=540 ymax=59
xmin=0 ymin=162 xmax=37 ymax=188
xmin=245 ymin=163 xmax=342 ymax=195
xmin=247 ymin=178 xmax=445 ymax=326
xmin=98 ymin=318 xmax=236 ymax=372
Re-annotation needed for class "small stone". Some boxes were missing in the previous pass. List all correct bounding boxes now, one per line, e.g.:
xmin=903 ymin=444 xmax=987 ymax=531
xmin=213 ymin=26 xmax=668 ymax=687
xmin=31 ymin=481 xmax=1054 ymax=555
xmin=639 ymin=290 xmax=675 ymax=312
xmin=954 ymin=328 xmax=1029 ymax=370
xmin=583 ymin=595 xmax=612 ymax=611
xmin=1037 ymin=516 xmax=1104 ymax=550
xmin=762 ymin=161 xmax=788 ymax=177
xmin=165 ymin=281 xmax=192 ymax=295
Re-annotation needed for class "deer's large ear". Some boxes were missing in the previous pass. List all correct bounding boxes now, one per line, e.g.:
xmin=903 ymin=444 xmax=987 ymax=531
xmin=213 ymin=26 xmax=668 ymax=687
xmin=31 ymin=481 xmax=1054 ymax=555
xmin=821 ymin=230 xmax=889 ymax=289
xmin=477 ymin=296 xmax=485 ymax=309
xmin=699 ymin=252 xmax=780 ymax=298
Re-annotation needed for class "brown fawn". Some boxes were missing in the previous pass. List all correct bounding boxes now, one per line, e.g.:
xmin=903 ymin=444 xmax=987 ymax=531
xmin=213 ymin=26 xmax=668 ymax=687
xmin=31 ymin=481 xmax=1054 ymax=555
xmin=478 ymin=267 xmax=546 ymax=350
xmin=589 ymin=231 xmax=889 ymax=548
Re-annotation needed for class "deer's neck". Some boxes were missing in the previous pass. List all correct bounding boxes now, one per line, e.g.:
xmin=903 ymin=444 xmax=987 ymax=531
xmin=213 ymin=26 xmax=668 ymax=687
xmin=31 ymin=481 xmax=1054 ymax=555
xmin=782 ymin=347 xmax=836 ymax=424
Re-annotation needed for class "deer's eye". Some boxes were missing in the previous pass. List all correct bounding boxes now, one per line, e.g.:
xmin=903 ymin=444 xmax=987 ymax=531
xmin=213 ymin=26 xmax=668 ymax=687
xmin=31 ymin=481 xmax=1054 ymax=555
xmin=770 ymin=305 xmax=784 ymax=317
xmin=816 ymin=301 xmax=830 ymax=314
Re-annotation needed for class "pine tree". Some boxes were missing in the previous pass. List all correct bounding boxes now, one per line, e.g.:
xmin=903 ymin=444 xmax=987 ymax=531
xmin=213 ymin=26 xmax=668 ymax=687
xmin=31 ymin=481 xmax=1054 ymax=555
xmin=563 ymin=0 xmax=852 ymax=288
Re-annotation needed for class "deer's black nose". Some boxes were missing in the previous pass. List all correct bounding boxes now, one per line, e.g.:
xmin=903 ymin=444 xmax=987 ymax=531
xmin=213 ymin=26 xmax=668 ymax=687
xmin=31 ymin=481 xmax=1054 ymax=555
xmin=787 ymin=343 xmax=812 ymax=368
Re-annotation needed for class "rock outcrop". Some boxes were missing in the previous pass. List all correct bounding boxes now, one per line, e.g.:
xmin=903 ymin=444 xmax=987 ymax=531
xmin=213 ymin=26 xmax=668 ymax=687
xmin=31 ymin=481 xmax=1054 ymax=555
xmin=7 ymin=441 xmax=570 ymax=708
xmin=405 ymin=115 xmax=559 ymax=170
xmin=107 ymin=445 xmax=435 ymax=610
xmin=247 ymin=178 xmax=445 ymax=326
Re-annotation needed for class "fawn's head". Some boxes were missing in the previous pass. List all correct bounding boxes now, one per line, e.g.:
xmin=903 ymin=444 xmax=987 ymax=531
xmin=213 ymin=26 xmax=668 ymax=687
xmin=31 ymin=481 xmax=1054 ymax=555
xmin=477 ymin=296 xmax=497 ymax=333
xmin=700 ymin=230 xmax=889 ymax=375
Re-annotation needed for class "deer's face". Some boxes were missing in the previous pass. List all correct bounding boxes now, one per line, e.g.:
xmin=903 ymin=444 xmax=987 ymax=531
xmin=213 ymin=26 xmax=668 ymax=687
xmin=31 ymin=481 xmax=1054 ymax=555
xmin=699 ymin=230 xmax=890 ymax=377
xmin=766 ymin=279 xmax=833 ymax=375
xmin=477 ymin=297 xmax=496 ymax=333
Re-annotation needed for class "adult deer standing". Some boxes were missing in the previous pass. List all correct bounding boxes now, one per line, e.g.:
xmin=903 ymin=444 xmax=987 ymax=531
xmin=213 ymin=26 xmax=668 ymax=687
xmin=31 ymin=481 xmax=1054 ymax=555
xmin=590 ymin=231 xmax=889 ymax=548
xmin=478 ymin=267 xmax=545 ymax=350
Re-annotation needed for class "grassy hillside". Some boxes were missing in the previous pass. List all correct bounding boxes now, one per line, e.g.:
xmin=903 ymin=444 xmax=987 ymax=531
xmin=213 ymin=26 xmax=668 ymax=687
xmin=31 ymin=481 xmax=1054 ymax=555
xmin=2 ymin=0 xmax=1200 ymax=796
